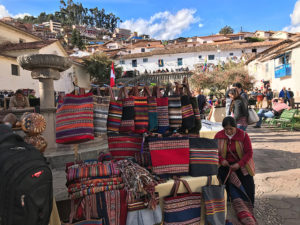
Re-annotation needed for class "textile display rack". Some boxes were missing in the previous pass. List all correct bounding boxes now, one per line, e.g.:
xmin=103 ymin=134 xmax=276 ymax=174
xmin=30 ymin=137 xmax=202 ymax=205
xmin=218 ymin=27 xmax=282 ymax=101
xmin=55 ymin=78 xmax=228 ymax=225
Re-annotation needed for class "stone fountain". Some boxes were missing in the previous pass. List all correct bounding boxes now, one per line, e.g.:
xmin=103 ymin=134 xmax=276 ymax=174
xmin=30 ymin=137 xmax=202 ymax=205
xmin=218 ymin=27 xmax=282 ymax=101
xmin=18 ymin=54 xmax=72 ymax=151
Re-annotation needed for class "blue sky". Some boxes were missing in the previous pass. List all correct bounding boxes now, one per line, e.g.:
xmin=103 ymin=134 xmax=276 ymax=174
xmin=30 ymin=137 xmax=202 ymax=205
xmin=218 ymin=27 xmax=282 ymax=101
xmin=0 ymin=0 xmax=299 ymax=39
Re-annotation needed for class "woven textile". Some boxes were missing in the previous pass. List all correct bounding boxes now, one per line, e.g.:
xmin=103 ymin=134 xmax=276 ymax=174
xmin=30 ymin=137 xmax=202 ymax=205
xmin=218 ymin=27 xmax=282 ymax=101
xmin=93 ymin=95 xmax=110 ymax=136
xmin=189 ymin=97 xmax=202 ymax=134
xmin=181 ymin=95 xmax=195 ymax=131
xmin=164 ymin=179 xmax=201 ymax=225
xmin=108 ymin=133 xmax=143 ymax=160
xmin=107 ymin=100 xmax=123 ymax=133
xmin=189 ymin=138 xmax=219 ymax=177
xmin=70 ymin=220 xmax=103 ymax=225
xmin=119 ymin=97 xmax=135 ymax=133
xmin=148 ymin=136 xmax=189 ymax=177
xmin=133 ymin=97 xmax=149 ymax=134
xmin=168 ymin=95 xmax=182 ymax=130
xmin=56 ymin=93 xmax=94 ymax=144
xmin=66 ymin=161 xmax=120 ymax=183
xmin=147 ymin=96 xmax=158 ymax=131
xmin=202 ymin=176 xmax=226 ymax=225
xmin=156 ymin=97 xmax=169 ymax=134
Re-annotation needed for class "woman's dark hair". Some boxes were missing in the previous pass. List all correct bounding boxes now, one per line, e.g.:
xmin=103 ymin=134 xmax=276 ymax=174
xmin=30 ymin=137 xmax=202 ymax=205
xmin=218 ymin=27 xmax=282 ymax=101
xmin=15 ymin=89 xmax=24 ymax=95
xmin=228 ymin=88 xmax=240 ymax=100
xmin=233 ymin=82 xmax=242 ymax=89
xmin=222 ymin=116 xmax=237 ymax=128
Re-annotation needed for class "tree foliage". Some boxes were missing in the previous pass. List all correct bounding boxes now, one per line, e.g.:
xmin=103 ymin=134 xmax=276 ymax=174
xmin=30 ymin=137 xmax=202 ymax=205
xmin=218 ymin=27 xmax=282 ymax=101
xmin=71 ymin=29 xmax=84 ymax=49
xmin=219 ymin=25 xmax=234 ymax=35
xmin=191 ymin=62 xmax=254 ymax=96
xmin=18 ymin=0 xmax=121 ymax=32
xmin=83 ymin=53 xmax=122 ymax=84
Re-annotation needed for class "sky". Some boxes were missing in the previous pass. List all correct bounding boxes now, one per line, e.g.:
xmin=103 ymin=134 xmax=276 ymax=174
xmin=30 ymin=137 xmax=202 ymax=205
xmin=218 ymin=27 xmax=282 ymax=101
xmin=0 ymin=0 xmax=300 ymax=40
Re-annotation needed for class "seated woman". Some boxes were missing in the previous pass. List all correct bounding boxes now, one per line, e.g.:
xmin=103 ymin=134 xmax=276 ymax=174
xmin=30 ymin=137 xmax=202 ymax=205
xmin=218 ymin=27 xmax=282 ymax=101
xmin=9 ymin=89 xmax=30 ymax=109
xmin=215 ymin=117 xmax=256 ymax=224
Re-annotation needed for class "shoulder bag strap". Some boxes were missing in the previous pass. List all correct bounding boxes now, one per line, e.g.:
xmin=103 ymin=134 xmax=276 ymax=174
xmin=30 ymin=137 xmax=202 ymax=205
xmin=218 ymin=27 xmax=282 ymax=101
xmin=143 ymin=86 xmax=152 ymax=97
xmin=108 ymin=87 xmax=115 ymax=101
xmin=170 ymin=179 xmax=180 ymax=197
xmin=180 ymin=179 xmax=193 ymax=194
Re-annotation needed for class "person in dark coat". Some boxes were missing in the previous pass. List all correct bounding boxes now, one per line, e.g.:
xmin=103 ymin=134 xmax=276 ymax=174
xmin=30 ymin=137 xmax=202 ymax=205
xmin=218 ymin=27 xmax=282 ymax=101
xmin=197 ymin=90 xmax=207 ymax=115
xmin=279 ymin=87 xmax=290 ymax=104
xmin=233 ymin=82 xmax=248 ymax=102
xmin=228 ymin=88 xmax=248 ymax=131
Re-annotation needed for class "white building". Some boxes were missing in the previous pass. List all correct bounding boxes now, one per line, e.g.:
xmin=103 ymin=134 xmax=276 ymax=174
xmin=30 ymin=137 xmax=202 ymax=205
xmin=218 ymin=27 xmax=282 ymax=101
xmin=117 ymin=41 xmax=280 ymax=73
xmin=247 ymin=36 xmax=300 ymax=99
xmin=113 ymin=28 xmax=131 ymax=40
xmin=42 ymin=20 xmax=62 ymax=33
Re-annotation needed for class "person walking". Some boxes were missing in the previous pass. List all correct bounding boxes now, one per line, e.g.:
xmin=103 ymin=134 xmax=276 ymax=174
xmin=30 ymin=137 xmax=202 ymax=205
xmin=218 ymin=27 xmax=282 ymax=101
xmin=288 ymin=88 xmax=295 ymax=108
xmin=256 ymin=90 xmax=264 ymax=109
xmin=279 ymin=87 xmax=290 ymax=104
xmin=233 ymin=82 xmax=248 ymax=102
xmin=228 ymin=88 xmax=248 ymax=131
xmin=266 ymin=89 xmax=273 ymax=109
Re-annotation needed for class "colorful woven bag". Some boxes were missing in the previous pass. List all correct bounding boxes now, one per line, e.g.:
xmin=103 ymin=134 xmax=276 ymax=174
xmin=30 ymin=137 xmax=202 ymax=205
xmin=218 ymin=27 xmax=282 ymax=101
xmin=153 ymin=86 xmax=169 ymax=134
xmin=189 ymin=96 xmax=202 ymax=134
xmin=119 ymin=87 xmax=135 ymax=133
xmin=107 ymin=88 xmax=123 ymax=133
xmin=180 ymin=95 xmax=195 ymax=131
xmin=164 ymin=178 xmax=201 ymax=225
xmin=189 ymin=138 xmax=218 ymax=177
xmin=93 ymin=88 xmax=110 ymax=137
xmin=148 ymin=136 xmax=189 ymax=177
xmin=202 ymin=176 xmax=226 ymax=225
xmin=166 ymin=84 xmax=182 ymax=131
xmin=108 ymin=133 xmax=143 ymax=160
xmin=144 ymin=86 xmax=158 ymax=132
xmin=56 ymin=93 xmax=94 ymax=144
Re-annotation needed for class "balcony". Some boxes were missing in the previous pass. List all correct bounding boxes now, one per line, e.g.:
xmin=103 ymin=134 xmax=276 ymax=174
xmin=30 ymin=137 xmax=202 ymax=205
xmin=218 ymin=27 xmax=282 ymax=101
xmin=275 ymin=63 xmax=291 ymax=78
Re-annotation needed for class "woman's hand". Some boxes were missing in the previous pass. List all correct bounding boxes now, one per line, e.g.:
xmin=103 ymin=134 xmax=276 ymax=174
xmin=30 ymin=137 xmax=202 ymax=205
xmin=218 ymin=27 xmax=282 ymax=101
xmin=230 ymin=163 xmax=240 ymax=171
xmin=221 ymin=160 xmax=230 ymax=167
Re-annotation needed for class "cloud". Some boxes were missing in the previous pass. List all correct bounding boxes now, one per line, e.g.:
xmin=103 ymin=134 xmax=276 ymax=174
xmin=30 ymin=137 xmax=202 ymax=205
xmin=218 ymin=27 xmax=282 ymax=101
xmin=0 ymin=4 xmax=31 ymax=19
xmin=198 ymin=23 xmax=204 ymax=28
xmin=120 ymin=9 xmax=200 ymax=40
xmin=283 ymin=0 xmax=300 ymax=32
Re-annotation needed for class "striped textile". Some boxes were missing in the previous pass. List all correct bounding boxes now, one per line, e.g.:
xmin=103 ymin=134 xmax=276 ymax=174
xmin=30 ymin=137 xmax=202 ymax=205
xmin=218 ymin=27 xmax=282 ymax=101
xmin=148 ymin=96 xmax=158 ymax=131
xmin=148 ymin=136 xmax=189 ymax=177
xmin=127 ymin=194 xmax=160 ymax=211
xmin=93 ymin=95 xmax=110 ymax=136
xmin=56 ymin=93 xmax=94 ymax=144
xmin=164 ymin=187 xmax=201 ymax=225
xmin=70 ymin=184 xmax=125 ymax=199
xmin=156 ymin=97 xmax=169 ymax=134
xmin=133 ymin=97 xmax=149 ymax=134
xmin=107 ymin=100 xmax=123 ymax=133
xmin=119 ymin=97 xmax=135 ymax=133
xmin=108 ymin=133 xmax=143 ymax=160
xmin=202 ymin=177 xmax=226 ymax=225
xmin=181 ymin=95 xmax=195 ymax=131
xmin=168 ymin=95 xmax=182 ymax=130
xmin=66 ymin=161 xmax=120 ymax=183
xmin=70 ymin=219 xmax=103 ymax=225
xmin=189 ymin=97 xmax=202 ymax=134
xmin=189 ymin=138 xmax=218 ymax=177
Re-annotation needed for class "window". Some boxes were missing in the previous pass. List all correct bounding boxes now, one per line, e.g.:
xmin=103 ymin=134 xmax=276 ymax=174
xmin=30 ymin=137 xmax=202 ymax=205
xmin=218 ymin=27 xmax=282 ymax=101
xmin=143 ymin=58 xmax=148 ymax=63
xmin=198 ymin=55 xmax=202 ymax=59
xmin=19 ymin=38 xmax=25 ymax=43
xmin=265 ymin=63 xmax=269 ymax=72
xmin=132 ymin=59 xmax=137 ymax=67
xmin=177 ymin=58 xmax=183 ymax=66
xmin=128 ymin=50 xmax=131 ymax=54
xmin=119 ymin=60 xmax=125 ymax=65
xmin=158 ymin=59 xmax=164 ymax=67
xmin=229 ymin=53 xmax=234 ymax=56
xmin=141 ymin=48 xmax=145 ymax=52
xmin=203 ymin=41 xmax=207 ymax=44
xmin=252 ymin=48 xmax=257 ymax=53
xmin=11 ymin=64 xmax=19 ymax=76
xmin=208 ymin=55 xmax=215 ymax=60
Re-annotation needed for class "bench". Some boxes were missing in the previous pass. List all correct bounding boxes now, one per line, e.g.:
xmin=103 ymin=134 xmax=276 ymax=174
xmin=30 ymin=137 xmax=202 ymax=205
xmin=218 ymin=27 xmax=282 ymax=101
xmin=266 ymin=109 xmax=297 ymax=130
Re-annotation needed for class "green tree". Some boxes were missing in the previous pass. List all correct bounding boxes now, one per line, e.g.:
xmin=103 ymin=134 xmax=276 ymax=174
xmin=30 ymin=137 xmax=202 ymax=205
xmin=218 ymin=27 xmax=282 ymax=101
xmin=219 ymin=25 xmax=234 ymax=35
xmin=71 ymin=29 xmax=78 ymax=47
xmin=83 ymin=53 xmax=122 ymax=84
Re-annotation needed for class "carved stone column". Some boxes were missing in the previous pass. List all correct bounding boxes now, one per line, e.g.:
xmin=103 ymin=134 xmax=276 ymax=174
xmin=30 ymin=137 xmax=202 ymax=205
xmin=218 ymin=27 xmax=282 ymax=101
xmin=18 ymin=54 xmax=72 ymax=152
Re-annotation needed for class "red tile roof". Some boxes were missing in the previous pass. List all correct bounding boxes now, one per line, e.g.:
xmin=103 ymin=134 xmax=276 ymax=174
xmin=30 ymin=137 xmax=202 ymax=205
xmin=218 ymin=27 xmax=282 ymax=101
xmin=0 ymin=40 xmax=57 ymax=51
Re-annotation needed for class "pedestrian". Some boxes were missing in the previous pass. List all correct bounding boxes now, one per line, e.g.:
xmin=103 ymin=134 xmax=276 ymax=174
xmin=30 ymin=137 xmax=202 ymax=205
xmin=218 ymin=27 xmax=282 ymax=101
xmin=254 ymin=97 xmax=291 ymax=128
xmin=288 ymin=88 xmax=295 ymax=108
xmin=266 ymin=89 xmax=273 ymax=109
xmin=225 ymin=89 xmax=232 ymax=116
xmin=279 ymin=87 xmax=290 ymax=104
xmin=196 ymin=90 xmax=207 ymax=118
xmin=9 ymin=89 xmax=30 ymax=109
xmin=233 ymin=82 xmax=248 ymax=102
xmin=256 ymin=90 xmax=264 ymax=109
xmin=228 ymin=88 xmax=248 ymax=131
xmin=215 ymin=116 xmax=255 ymax=204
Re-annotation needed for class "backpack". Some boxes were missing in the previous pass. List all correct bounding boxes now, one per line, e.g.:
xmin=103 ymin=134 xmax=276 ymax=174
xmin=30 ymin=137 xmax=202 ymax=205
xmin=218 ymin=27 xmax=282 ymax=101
xmin=0 ymin=125 xmax=53 ymax=225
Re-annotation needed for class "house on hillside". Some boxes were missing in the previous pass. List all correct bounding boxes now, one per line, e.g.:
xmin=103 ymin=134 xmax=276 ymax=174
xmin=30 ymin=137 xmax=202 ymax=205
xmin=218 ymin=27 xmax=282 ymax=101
xmin=0 ymin=21 xmax=90 ymax=95
xmin=246 ymin=36 xmax=300 ymax=99
xmin=116 ymin=41 xmax=281 ymax=73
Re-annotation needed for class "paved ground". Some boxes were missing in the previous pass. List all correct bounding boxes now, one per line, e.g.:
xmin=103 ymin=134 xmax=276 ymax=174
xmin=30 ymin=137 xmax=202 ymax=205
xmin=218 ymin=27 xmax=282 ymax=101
xmin=247 ymin=125 xmax=300 ymax=225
